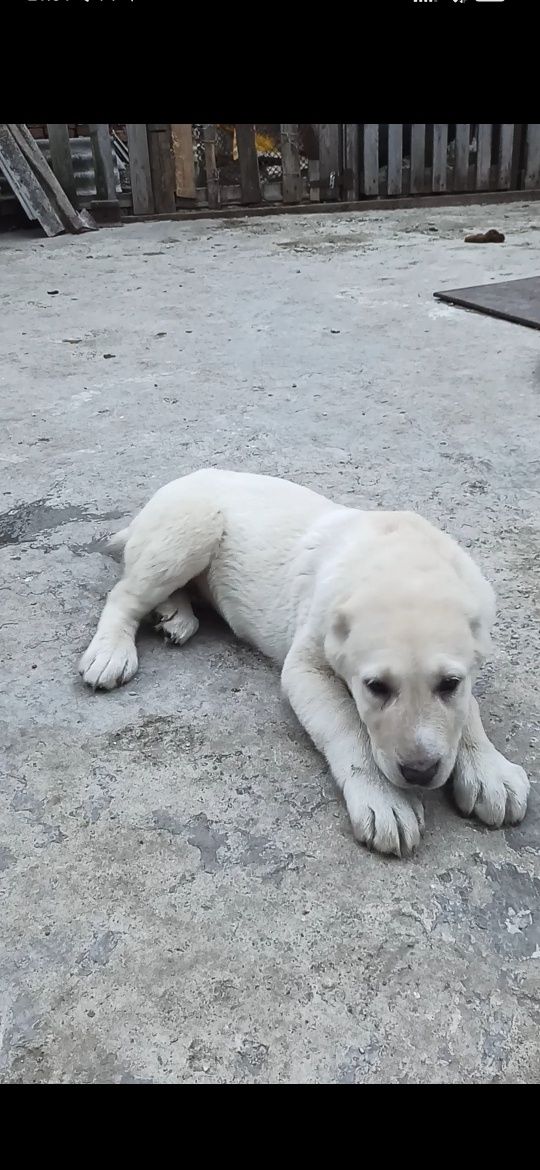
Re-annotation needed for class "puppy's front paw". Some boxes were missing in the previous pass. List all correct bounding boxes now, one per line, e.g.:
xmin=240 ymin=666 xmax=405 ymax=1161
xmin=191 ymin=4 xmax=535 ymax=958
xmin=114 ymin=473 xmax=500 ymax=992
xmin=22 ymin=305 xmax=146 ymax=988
xmin=79 ymin=634 xmax=138 ymax=690
xmin=344 ymin=775 xmax=425 ymax=858
xmin=453 ymin=748 xmax=529 ymax=827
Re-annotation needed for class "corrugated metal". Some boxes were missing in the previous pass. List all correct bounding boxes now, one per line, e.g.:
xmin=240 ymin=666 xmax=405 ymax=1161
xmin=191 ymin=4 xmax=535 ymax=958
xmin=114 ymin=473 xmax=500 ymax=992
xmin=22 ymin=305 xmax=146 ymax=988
xmin=0 ymin=135 xmax=126 ymax=202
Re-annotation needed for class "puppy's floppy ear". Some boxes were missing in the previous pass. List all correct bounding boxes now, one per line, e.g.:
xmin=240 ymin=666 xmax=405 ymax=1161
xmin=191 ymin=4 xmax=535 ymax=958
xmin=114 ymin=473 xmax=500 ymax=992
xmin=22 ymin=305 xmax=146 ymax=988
xmin=468 ymin=580 xmax=496 ymax=667
xmin=470 ymin=614 xmax=492 ymax=666
xmin=324 ymin=606 xmax=351 ymax=671
xmin=333 ymin=610 xmax=351 ymax=641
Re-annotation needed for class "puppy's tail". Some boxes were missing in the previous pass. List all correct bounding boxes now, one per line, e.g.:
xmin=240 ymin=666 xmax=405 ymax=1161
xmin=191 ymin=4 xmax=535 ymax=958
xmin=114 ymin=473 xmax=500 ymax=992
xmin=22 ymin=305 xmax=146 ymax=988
xmin=106 ymin=525 xmax=131 ymax=560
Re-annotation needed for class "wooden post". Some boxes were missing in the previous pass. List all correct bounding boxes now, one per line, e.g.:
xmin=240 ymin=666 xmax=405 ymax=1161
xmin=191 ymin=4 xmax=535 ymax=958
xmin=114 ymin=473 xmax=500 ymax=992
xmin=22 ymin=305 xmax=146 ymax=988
xmin=498 ymin=124 xmax=515 ymax=190
xmin=47 ymin=124 xmax=78 ymax=208
xmin=363 ymin=125 xmax=379 ymax=197
xmin=308 ymin=159 xmax=320 ymax=202
xmin=476 ymin=124 xmax=492 ymax=190
xmin=88 ymin=124 xmax=117 ymax=201
xmin=235 ymin=125 xmax=261 ymax=204
xmin=171 ymin=124 xmax=196 ymax=204
xmin=410 ymin=125 xmax=426 ymax=194
xmin=454 ymin=124 xmax=470 ymax=192
xmin=147 ymin=124 xmax=176 ymax=214
xmin=510 ymin=124 xmax=526 ymax=190
xmin=524 ymin=124 xmax=540 ymax=189
xmin=280 ymin=124 xmax=302 ymax=204
xmin=387 ymin=124 xmax=403 ymax=196
xmin=126 ymin=124 xmax=154 ymax=215
xmin=343 ymin=124 xmax=359 ymax=201
xmin=319 ymin=124 xmax=341 ymax=201
xmin=432 ymin=124 xmax=448 ymax=192
xmin=203 ymin=124 xmax=220 ymax=209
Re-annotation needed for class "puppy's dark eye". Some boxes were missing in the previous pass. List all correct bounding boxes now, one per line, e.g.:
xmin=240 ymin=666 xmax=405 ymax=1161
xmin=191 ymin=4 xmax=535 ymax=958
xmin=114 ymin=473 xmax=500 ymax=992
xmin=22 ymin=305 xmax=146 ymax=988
xmin=437 ymin=677 xmax=461 ymax=697
xmin=365 ymin=679 xmax=392 ymax=700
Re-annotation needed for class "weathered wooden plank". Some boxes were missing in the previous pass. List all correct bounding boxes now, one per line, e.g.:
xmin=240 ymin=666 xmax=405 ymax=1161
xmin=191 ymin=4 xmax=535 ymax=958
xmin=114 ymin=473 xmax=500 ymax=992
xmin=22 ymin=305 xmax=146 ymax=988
xmin=235 ymin=124 xmax=262 ymax=204
xmin=510 ymin=123 xmax=526 ymax=190
xmin=171 ymin=124 xmax=196 ymax=203
xmin=8 ymin=123 xmax=84 ymax=232
xmin=0 ymin=125 xmax=63 ymax=235
xmin=432 ymin=124 xmax=448 ymax=192
xmin=343 ymin=124 xmax=359 ymax=201
xmin=203 ymin=124 xmax=220 ymax=209
xmin=524 ymin=124 xmax=540 ymax=188
xmin=126 ymin=124 xmax=154 ymax=215
xmin=318 ymin=124 xmax=341 ymax=201
xmin=308 ymin=158 xmax=320 ymax=202
xmin=387 ymin=124 xmax=403 ymax=196
xmin=280 ymin=124 xmax=302 ymax=204
xmin=454 ymin=124 xmax=470 ymax=191
xmin=363 ymin=124 xmax=379 ymax=197
xmin=147 ymin=124 xmax=176 ymax=214
xmin=476 ymin=124 xmax=492 ymax=190
xmin=47 ymin=123 xmax=78 ymax=207
xmin=498 ymin=124 xmax=515 ymax=189
xmin=410 ymin=124 xmax=426 ymax=194
xmin=89 ymin=124 xmax=117 ymax=201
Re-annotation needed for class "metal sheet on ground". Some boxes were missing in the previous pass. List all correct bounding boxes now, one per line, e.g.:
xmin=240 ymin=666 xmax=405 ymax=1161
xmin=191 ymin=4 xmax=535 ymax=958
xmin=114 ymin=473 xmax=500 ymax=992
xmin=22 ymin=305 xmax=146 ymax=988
xmin=434 ymin=275 xmax=540 ymax=331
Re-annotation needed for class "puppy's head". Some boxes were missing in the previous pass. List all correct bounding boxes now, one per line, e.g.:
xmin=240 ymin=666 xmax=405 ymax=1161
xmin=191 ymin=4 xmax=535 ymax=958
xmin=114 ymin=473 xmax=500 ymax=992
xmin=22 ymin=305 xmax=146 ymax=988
xmin=324 ymin=582 xmax=494 ymax=792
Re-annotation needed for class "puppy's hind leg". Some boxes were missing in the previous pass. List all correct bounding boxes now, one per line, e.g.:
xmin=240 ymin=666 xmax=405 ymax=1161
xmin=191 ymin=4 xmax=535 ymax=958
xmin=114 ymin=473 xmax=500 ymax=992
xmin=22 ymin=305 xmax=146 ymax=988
xmin=79 ymin=498 xmax=223 ymax=690
xmin=154 ymin=589 xmax=199 ymax=645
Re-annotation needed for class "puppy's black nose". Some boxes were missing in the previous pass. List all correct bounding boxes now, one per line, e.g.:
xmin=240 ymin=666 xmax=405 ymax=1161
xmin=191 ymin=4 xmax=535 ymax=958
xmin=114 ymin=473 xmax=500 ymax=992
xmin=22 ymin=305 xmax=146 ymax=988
xmin=399 ymin=760 xmax=440 ymax=787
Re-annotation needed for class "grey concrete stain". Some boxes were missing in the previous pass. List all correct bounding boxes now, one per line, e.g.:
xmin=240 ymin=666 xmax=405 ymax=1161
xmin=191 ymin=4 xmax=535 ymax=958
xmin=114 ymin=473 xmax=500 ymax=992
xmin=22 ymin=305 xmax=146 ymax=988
xmin=235 ymin=1037 xmax=270 ymax=1074
xmin=505 ymin=800 xmax=540 ymax=855
xmin=77 ymin=931 xmax=121 ymax=974
xmin=0 ymin=500 xmax=123 ymax=547
xmin=0 ymin=844 xmax=16 ymax=871
xmin=237 ymin=830 xmax=299 ymax=885
xmin=336 ymin=1042 xmax=381 ymax=1083
xmin=151 ymin=809 xmax=186 ymax=836
xmin=106 ymin=716 xmax=202 ymax=761
xmin=10 ymin=784 xmax=67 ymax=849
xmin=186 ymin=813 xmax=228 ymax=873
xmin=1 ymin=204 xmax=539 ymax=1083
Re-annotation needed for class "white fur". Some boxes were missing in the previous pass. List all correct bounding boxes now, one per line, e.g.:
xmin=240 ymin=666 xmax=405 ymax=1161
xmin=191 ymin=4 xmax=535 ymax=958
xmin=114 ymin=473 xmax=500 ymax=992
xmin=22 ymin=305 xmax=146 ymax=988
xmin=79 ymin=469 xmax=529 ymax=856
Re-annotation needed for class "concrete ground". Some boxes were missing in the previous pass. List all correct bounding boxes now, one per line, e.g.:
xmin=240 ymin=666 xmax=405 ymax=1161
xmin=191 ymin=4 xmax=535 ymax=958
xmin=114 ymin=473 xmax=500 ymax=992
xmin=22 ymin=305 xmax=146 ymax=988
xmin=1 ymin=201 xmax=539 ymax=1084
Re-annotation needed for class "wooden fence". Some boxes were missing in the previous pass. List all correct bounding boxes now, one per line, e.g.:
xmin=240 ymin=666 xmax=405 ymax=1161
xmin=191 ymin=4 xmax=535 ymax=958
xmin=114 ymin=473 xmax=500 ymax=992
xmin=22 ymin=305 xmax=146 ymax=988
xmin=2 ymin=124 xmax=540 ymax=225
xmin=129 ymin=123 xmax=540 ymax=213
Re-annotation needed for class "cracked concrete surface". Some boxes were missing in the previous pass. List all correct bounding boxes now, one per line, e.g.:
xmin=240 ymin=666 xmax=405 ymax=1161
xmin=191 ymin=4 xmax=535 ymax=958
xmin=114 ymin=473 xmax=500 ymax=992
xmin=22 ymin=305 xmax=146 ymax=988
xmin=0 ymin=202 xmax=539 ymax=1084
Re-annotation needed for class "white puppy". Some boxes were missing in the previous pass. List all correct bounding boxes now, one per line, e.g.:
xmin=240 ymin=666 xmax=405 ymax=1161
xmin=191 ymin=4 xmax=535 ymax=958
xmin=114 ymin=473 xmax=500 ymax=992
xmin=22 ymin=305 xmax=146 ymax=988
xmin=79 ymin=469 xmax=529 ymax=856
